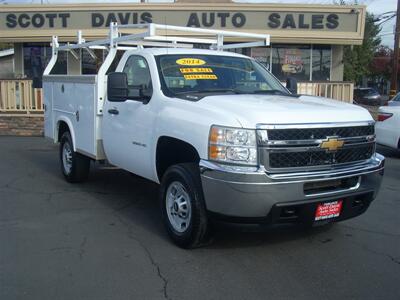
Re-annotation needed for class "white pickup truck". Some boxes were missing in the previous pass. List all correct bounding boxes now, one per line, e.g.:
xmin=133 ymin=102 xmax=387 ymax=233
xmin=44 ymin=24 xmax=384 ymax=248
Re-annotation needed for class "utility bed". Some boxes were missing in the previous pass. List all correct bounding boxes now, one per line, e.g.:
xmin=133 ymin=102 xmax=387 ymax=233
xmin=43 ymin=75 xmax=104 ymax=159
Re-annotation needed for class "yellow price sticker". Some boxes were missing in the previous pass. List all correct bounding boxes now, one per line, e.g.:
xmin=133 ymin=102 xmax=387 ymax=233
xmin=180 ymin=68 xmax=213 ymax=74
xmin=184 ymin=74 xmax=218 ymax=80
xmin=176 ymin=58 xmax=206 ymax=66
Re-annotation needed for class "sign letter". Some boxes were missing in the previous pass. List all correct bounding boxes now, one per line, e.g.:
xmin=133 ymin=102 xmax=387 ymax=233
xmin=268 ymin=13 xmax=280 ymax=29
xmin=326 ymin=14 xmax=339 ymax=29
xmin=92 ymin=13 xmax=104 ymax=27
xmin=58 ymin=13 xmax=70 ymax=28
xmin=202 ymin=13 xmax=215 ymax=27
xmin=217 ymin=12 xmax=230 ymax=27
xmin=282 ymin=14 xmax=296 ymax=29
xmin=6 ymin=14 xmax=17 ymax=28
xmin=312 ymin=14 xmax=324 ymax=29
xmin=232 ymin=13 xmax=246 ymax=28
xmin=187 ymin=13 xmax=200 ymax=27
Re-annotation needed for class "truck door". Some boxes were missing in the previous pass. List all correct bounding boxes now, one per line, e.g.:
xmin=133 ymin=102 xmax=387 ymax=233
xmin=102 ymin=55 xmax=156 ymax=180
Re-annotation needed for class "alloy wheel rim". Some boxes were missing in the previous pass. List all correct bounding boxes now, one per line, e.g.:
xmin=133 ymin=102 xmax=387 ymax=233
xmin=166 ymin=181 xmax=192 ymax=233
xmin=62 ymin=142 xmax=73 ymax=175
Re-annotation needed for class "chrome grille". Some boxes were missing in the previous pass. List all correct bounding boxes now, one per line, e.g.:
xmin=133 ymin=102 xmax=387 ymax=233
xmin=258 ymin=123 xmax=375 ymax=172
xmin=267 ymin=126 xmax=374 ymax=141
xmin=269 ymin=144 xmax=374 ymax=168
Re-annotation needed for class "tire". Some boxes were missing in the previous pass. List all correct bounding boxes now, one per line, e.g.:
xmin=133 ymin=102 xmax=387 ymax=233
xmin=59 ymin=131 xmax=90 ymax=183
xmin=160 ymin=163 xmax=210 ymax=248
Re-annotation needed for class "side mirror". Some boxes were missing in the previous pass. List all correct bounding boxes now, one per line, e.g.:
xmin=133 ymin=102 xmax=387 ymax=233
xmin=107 ymin=72 xmax=128 ymax=102
xmin=126 ymin=85 xmax=152 ymax=104
xmin=139 ymin=85 xmax=152 ymax=104
xmin=286 ymin=77 xmax=298 ymax=94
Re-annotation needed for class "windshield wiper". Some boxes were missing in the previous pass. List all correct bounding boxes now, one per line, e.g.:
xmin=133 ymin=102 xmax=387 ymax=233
xmin=175 ymin=88 xmax=300 ymax=98
xmin=252 ymin=89 xmax=300 ymax=97
xmin=175 ymin=88 xmax=246 ymax=95
xmin=253 ymin=89 xmax=287 ymax=95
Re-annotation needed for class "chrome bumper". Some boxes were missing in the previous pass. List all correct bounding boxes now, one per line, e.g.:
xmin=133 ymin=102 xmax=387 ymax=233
xmin=199 ymin=154 xmax=385 ymax=219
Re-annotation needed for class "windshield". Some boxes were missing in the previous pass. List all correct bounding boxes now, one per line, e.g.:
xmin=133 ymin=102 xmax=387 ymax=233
xmin=155 ymin=54 xmax=290 ymax=100
xmin=356 ymin=89 xmax=379 ymax=97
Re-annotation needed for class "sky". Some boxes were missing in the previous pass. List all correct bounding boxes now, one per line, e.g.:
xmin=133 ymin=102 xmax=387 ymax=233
xmin=0 ymin=0 xmax=397 ymax=48
xmin=366 ymin=0 xmax=397 ymax=48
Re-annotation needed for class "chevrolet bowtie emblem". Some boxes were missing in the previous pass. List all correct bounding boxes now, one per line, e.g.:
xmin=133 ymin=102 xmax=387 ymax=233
xmin=320 ymin=137 xmax=344 ymax=152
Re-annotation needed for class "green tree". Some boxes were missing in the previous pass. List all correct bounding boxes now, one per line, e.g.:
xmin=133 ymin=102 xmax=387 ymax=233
xmin=343 ymin=13 xmax=381 ymax=84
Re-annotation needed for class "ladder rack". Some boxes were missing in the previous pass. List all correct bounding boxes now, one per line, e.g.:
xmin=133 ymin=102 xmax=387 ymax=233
xmin=43 ymin=23 xmax=270 ymax=116
xmin=44 ymin=23 xmax=270 ymax=75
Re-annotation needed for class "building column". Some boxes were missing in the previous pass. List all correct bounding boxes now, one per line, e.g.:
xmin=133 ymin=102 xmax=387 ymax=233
xmin=67 ymin=50 xmax=81 ymax=75
xmin=14 ymin=43 xmax=24 ymax=78
xmin=331 ymin=45 xmax=344 ymax=81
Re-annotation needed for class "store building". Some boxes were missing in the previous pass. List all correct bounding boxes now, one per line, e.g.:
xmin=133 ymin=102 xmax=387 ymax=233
xmin=0 ymin=2 xmax=366 ymax=85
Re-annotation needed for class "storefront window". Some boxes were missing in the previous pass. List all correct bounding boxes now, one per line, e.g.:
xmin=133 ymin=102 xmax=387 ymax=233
xmin=82 ymin=49 xmax=104 ymax=74
xmin=23 ymin=43 xmax=67 ymax=79
xmin=251 ymin=47 xmax=271 ymax=71
xmin=22 ymin=43 xmax=332 ymax=83
xmin=312 ymin=45 xmax=331 ymax=81
xmin=271 ymin=45 xmax=311 ymax=81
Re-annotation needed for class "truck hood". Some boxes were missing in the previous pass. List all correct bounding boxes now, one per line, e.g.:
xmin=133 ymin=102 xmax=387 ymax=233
xmin=197 ymin=94 xmax=373 ymax=128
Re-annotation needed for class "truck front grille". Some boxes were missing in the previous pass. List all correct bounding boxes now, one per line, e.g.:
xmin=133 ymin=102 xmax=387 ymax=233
xmin=267 ymin=125 xmax=374 ymax=141
xmin=258 ymin=123 xmax=375 ymax=172
xmin=269 ymin=144 xmax=374 ymax=168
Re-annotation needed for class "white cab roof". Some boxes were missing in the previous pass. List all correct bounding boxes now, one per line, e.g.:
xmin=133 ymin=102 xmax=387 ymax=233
xmin=125 ymin=47 xmax=250 ymax=58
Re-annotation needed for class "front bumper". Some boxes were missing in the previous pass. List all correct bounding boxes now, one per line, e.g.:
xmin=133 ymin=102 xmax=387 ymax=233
xmin=199 ymin=154 xmax=385 ymax=223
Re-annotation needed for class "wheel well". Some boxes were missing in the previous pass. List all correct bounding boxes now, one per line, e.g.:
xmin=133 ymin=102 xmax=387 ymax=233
xmin=156 ymin=136 xmax=200 ymax=181
xmin=57 ymin=121 xmax=70 ymax=142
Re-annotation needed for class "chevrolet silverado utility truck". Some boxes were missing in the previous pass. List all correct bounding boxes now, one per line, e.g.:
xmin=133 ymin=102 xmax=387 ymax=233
xmin=43 ymin=23 xmax=384 ymax=248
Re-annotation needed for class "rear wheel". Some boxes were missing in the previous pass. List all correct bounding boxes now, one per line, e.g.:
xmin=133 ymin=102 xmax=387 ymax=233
xmin=59 ymin=132 xmax=90 ymax=183
xmin=160 ymin=163 xmax=210 ymax=248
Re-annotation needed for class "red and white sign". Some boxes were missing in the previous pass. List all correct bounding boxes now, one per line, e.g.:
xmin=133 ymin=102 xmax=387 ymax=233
xmin=315 ymin=200 xmax=343 ymax=221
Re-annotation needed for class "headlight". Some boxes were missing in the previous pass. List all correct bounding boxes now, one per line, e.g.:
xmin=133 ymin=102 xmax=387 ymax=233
xmin=208 ymin=125 xmax=257 ymax=165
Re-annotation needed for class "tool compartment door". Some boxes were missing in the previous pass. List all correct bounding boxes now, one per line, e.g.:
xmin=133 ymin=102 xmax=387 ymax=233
xmin=44 ymin=75 xmax=98 ymax=158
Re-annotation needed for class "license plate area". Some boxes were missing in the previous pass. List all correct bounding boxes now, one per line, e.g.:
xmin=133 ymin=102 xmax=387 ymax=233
xmin=315 ymin=200 xmax=343 ymax=221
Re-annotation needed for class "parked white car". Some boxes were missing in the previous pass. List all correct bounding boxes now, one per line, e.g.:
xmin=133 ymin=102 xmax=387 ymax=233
xmin=388 ymin=92 xmax=400 ymax=107
xmin=43 ymin=24 xmax=384 ymax=248
xmin=376 ymin=106 xmax=400 ymax=150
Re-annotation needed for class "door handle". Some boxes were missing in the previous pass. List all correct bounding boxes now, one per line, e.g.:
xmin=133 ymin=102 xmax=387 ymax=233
xmin=108 ymin=108 xmax=119 ymax=115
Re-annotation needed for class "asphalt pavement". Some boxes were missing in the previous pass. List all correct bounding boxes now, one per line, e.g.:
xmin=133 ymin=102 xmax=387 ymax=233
xmin=0 ymin=137 xmax=399 ymax=300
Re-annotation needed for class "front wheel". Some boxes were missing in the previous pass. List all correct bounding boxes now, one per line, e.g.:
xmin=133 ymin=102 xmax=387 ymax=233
xmin=59 ymin=132 xmax=90 ymax=183
xmin=160 ymin=163 xmax=210 ymax=248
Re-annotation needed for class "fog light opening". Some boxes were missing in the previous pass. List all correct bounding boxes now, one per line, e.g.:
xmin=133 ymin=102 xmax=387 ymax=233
xmin=280 ymin=207 xmax=298 ymax=219
xmin=352 ymin=199 xmax=364 ymax=208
